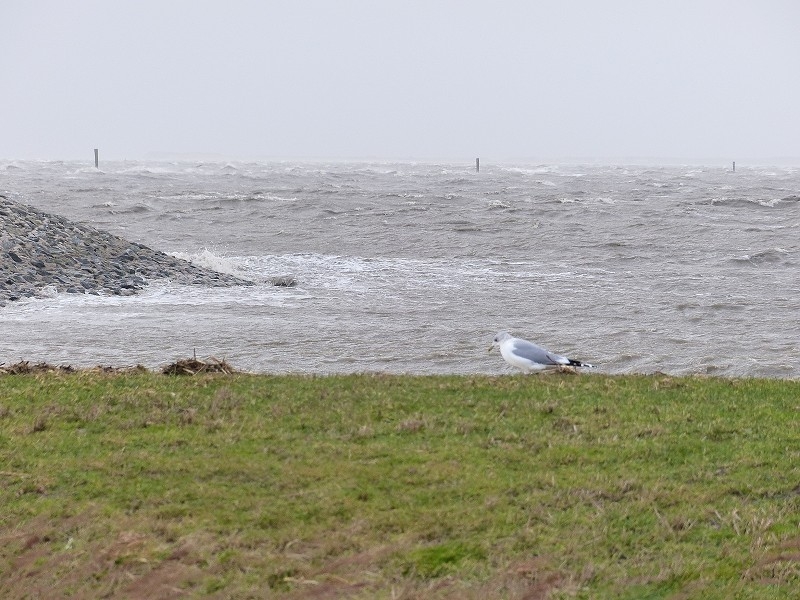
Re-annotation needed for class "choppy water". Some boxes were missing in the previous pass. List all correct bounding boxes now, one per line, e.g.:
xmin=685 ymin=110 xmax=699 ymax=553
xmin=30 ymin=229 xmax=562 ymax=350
xmin=1 ymin=159 xmax=799 ymax=377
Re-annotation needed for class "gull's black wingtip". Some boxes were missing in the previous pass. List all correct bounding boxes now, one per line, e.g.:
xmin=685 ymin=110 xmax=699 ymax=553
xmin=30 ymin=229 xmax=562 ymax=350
xmin=567 ymin=359 xmax=595 ymax=368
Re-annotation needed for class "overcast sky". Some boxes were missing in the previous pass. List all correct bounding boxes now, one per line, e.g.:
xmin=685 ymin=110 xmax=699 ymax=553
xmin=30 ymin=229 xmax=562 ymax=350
xmin=2 ymin=0 xmax=799 ymax=162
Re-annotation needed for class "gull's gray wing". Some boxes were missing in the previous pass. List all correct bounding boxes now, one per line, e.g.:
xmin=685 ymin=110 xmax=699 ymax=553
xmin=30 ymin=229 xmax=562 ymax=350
xmin=511 ymin=338 xmax=567 ymax=366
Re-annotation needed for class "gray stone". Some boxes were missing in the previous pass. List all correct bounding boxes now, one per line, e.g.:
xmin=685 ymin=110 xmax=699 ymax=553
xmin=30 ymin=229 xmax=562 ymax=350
xmin=0 ymin=197 xmax=253 ymax=304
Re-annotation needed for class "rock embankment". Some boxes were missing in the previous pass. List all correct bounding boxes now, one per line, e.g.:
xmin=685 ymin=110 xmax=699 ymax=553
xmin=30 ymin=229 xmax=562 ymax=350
xmin=0 ymin=195 xmax=252 ymax=306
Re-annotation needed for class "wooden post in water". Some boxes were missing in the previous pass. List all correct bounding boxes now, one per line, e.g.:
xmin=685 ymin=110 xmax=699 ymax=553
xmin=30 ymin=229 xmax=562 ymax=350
xmin=476 ymin=157 xmax=480 ymax=172
xmin=94 ymin=148 xmax=99 ymax=168
xmin=732 ymin=161 xmax=735 ymax=172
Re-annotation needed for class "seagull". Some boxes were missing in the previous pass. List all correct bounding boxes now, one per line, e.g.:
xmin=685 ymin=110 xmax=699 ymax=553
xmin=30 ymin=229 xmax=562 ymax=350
xmin=490 ymin=331 xmax=594 ymax=373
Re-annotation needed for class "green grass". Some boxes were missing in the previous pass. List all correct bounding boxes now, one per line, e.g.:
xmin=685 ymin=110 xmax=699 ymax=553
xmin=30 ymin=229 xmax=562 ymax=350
xmin=1 ymin=372 xmax=799 ymax=598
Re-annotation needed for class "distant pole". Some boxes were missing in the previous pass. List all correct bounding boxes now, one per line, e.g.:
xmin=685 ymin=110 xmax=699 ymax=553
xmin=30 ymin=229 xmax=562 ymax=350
xmin=732 ymin=160 xmax=735 ymax=172
xmin=476 ymin=157 xmax=480 ymax=173
xmin=94 ymin=148 xmax=99 ymax=168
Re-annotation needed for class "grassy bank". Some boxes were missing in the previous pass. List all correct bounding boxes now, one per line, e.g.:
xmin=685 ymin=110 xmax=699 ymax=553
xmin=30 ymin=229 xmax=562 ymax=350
xmin=1 ymin=372 xmax=798 ymax=598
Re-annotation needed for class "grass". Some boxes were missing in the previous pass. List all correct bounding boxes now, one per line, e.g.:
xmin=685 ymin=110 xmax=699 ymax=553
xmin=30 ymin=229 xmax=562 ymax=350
xmin=0 ymin=371 xmax=799 ymax=598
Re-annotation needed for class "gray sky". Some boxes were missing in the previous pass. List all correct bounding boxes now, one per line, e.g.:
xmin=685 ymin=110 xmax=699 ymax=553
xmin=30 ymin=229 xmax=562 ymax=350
xmin=2 ymin=0 xmax=799 ymax=161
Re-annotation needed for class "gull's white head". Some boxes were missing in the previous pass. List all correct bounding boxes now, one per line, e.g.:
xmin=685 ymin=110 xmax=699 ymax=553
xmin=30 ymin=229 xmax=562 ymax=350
xmin=489 ymin=331 xmax=513 ymax=352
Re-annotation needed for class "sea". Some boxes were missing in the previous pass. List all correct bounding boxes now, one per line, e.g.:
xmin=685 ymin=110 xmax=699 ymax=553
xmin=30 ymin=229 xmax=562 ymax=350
xmin=1 ymin=159 xmax=798 ymax=378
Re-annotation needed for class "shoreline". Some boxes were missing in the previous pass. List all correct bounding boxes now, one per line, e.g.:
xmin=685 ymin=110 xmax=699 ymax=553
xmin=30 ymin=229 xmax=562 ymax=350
xmin=1 ymin=359 xmax=798 ymax=381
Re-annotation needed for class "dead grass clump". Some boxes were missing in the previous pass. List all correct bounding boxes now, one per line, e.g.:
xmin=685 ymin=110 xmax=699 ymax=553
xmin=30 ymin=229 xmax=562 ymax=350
xmin=0 ymin=358 xmax=237 ymax=376
xmin=162 ymin=356 xmax=237 ymax=376
xmin=30 ymin=414 xmax=48 ymax=433
xmin=398 ymin=418 xmax=426 ymax=433
xmin=0 ymin=361 xmax=76 ymax=375
xmin=0 ymin=362 xmax=149 ymax=376
xmin=87 ymin=364 xmax=149 ymax=375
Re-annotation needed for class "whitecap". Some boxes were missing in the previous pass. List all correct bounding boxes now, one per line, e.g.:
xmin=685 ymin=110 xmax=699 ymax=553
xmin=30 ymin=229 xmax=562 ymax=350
xmin=169 ymin=248 xmax=248 ymax=277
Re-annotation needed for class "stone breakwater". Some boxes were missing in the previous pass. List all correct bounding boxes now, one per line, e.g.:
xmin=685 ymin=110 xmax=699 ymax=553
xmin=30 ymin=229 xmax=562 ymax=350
xmin=0 ymin=195 xmax=252 ymax=306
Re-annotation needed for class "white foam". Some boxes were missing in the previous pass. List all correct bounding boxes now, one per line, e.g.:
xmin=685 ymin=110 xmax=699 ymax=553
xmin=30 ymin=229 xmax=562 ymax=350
xmin=117 ymin=165 xmax=179 ymax=175
xmin=40 ymin=285 xmax=59 ymax=298
xmin=502 ymin=166 xmax=558 ymax=175
xmin=67 ymin=167 xmax=105 ymax=176
xmin=170 ymin=248 xmax=246 ymax=277
xmin=487 ymin=199 xmax=512 ymax=209
xmin=158 ymin=192 xmax=221 ymax=201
